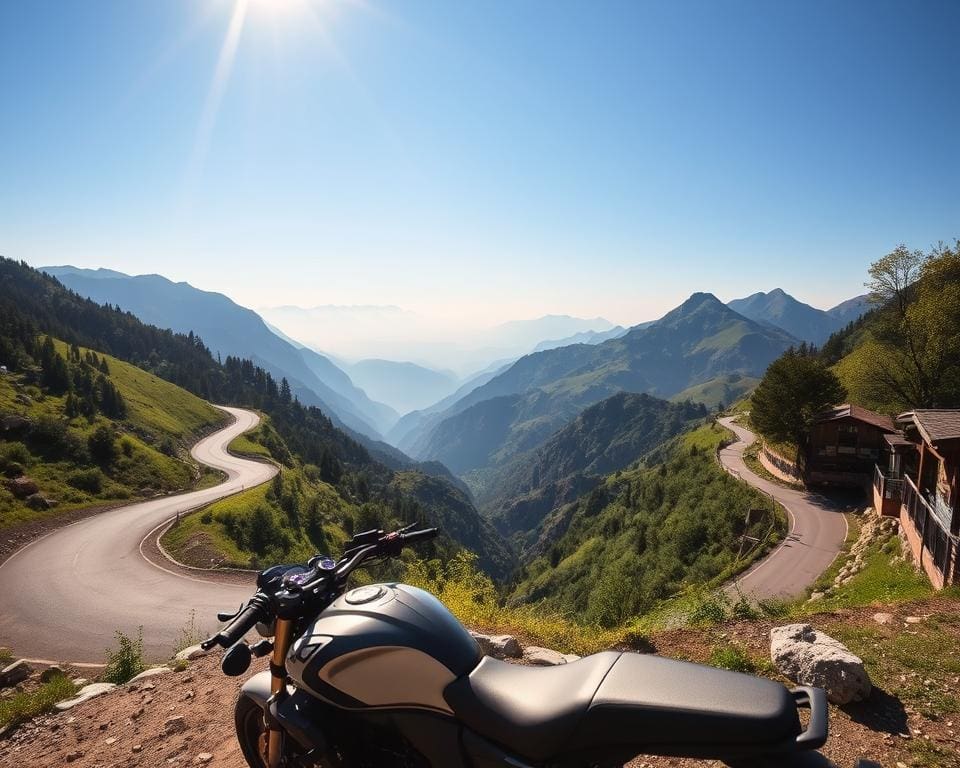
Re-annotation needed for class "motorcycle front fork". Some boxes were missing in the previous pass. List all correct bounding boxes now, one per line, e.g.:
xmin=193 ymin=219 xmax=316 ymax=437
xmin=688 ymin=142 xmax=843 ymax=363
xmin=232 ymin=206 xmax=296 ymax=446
xmin=259 ymin=618 xmax=296 ymax=768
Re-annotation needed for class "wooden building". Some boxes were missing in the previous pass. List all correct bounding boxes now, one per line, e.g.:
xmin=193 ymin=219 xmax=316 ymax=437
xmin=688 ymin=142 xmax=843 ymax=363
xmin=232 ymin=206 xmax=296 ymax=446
xmin=804 ymin=404 xmax=896 ymax=487
xmin=881 ymin=410 xmax=960 ymax=588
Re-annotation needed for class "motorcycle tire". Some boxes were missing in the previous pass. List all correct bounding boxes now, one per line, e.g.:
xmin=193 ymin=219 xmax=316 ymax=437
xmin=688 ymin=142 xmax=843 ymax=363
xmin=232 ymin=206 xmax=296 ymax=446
xmin=235 ymin=695 xmax=270 ymax=768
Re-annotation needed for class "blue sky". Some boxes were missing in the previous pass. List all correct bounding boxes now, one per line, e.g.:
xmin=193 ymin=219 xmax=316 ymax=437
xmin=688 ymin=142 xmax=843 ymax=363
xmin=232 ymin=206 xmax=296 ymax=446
xmin=1 ymin=0 xmax=958 ymax=329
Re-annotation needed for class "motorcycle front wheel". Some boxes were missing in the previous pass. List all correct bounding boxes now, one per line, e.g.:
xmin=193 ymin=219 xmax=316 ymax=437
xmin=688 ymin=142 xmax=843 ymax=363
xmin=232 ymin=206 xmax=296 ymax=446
xmin=235 ymin=695 xmax=271 ymax=768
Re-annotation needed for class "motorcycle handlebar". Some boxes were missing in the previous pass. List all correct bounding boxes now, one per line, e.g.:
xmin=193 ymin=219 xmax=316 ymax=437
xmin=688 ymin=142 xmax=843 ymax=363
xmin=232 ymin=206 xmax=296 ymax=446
xmin=400 ymin=527 xmax=438 ymax=545
xmin=201 ymin=595 xmax=268 ymax=650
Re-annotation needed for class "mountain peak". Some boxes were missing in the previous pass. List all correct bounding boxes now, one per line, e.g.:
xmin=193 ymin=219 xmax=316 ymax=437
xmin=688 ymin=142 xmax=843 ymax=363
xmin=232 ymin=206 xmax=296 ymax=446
xmin=672 ymin=292 xmax=727 ymax=315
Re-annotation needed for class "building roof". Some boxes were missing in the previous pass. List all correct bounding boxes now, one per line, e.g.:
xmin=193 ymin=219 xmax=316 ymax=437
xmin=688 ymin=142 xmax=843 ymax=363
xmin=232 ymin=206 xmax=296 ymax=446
xmin=883 ymin=432 xmax=914 ymax=449
xmin=897 ymin=410 xmax=960 ymax=446
xmin=816 ymin=404 xmax=896 ymax=433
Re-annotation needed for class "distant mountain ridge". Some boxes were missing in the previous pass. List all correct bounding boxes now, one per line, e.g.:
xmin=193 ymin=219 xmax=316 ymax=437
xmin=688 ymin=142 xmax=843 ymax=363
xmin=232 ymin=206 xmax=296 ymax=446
xmin=43 ymin=266 xmax=398 ymax=439
xmin=531 ymin=325 xmax=628 ymax=353
xmin=726 ymin=288 xmax=869 ymax=345
xmin=345 ymin=359 xmax=460 ymax=415
xmin=406 ymin=292 xmax=796 ymax=475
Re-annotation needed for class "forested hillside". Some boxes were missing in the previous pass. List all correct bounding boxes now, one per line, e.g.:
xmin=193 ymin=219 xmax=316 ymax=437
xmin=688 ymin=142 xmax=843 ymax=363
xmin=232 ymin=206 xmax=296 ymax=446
xmin=468 ymin=393 xmax=707 ymax=551
xmin=508 ymin=423 xmax=784 ymax=627
xmin=822 ymin=241 xmax=960 ymax=414
xmin=0 ymin=258 xmax=515 ymax=577
xmin=0 ymin=331 xmax=224 ymax=529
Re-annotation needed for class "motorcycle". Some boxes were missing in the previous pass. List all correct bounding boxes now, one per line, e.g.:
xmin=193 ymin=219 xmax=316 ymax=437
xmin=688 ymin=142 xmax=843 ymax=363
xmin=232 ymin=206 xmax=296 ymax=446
xmin=201 ymin=523 xmax=858 ymax=768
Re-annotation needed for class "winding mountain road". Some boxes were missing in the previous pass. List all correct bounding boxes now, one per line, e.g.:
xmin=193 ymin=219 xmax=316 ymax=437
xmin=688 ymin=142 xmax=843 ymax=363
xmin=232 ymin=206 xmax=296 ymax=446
xmin=718 ymin=416 xmax=850 ymax=600
xmin=0 ymin=407 xmax=277 ymax=664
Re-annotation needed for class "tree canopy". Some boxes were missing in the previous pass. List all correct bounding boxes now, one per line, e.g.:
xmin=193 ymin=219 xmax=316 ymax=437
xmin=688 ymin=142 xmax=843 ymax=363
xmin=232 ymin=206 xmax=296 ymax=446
xmin=750 ymin=347 xmax=846 ymax=447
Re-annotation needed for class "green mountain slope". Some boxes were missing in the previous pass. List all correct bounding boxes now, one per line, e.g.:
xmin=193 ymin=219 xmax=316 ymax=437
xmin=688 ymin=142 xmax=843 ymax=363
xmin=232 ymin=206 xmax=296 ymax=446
xmin=0 ymin=336 xmax=224 ymax=529
xmin=472 ymin=393 xmax=707 ymax=553
xmin=669 ymin=373 xmax=759 ymax=409
xmin=508 ymin=423 xmax=784 ymax=627
xmin=410 ymin=293 xmax=794 ymax=474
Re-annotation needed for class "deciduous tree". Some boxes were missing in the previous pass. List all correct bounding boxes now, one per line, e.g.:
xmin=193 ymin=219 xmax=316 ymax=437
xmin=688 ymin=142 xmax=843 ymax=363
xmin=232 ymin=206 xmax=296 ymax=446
xmin=751 ymin=348 xmax=846 ymax=448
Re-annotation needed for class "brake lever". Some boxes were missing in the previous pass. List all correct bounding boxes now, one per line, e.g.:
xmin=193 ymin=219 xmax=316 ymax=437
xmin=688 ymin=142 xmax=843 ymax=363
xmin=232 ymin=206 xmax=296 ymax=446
xmin=217 ymin=604 xmax=244 ymax=623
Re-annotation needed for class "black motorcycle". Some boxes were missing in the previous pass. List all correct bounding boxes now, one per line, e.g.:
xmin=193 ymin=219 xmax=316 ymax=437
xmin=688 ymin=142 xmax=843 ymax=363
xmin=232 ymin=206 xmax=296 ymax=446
xmin=201 ymin=524 xmax=848 ymax=768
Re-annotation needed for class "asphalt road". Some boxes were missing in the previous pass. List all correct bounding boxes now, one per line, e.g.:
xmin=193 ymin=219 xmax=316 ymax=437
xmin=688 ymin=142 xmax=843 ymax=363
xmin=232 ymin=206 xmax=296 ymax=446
xmin=0 ymin=407 xmax=277 ymax=664
xmin=718 ymin=416 xmax=850 ymax=600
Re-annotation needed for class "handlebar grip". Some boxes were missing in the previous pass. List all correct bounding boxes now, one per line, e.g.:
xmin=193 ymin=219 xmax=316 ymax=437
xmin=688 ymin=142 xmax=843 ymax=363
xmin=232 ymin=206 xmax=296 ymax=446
xmin=400 ymin=527 xmax=438 ymax=544
xmin=201 ymin=599 xmax=267 ymax=650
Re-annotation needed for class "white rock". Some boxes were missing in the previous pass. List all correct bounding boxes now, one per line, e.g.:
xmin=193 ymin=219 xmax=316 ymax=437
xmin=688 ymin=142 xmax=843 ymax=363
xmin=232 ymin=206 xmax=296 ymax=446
xmin=470 ymin=632 xmax=522 ymax=659
xmin=174 ymin=644 xmax=209 ymax=662
xmin=129 ymin=666 xmax=174 ymax=684
xmin=522 ymin=646 xmax=579 ymax=666
xmin=55 ymin=682 xmax=117 ymax=711
xmin=873 ymin=612 xmax=895 ymax=625
xmin=770 ymin=624 xmax=871 ymax=705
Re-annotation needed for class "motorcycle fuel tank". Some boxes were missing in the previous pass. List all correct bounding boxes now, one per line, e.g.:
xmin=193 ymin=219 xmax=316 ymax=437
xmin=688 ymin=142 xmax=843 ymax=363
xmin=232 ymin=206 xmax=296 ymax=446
xmin=286 ymin=583 xmax=481 ymax=715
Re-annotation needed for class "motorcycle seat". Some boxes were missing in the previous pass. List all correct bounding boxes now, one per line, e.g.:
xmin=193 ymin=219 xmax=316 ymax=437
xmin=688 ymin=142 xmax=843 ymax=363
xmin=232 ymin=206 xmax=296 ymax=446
xmin=444 ymin=651 xmax=802 ymax=762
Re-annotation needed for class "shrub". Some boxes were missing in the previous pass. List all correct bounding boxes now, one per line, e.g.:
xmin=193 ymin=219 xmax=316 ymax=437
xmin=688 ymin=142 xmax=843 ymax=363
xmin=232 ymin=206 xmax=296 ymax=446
xmin=709 ymin=643 xmax=757 ymax=673
xmin=88 ymin=425 xmax=118 ymax=467
xmin=172 ymin=610 xmax=205 ymax=656
xmin=200 ymin=510 xmax=213 ymax=524
xmin=689 ymin=591 xmax=730 ymax=625
xmin=67 ymin=468 xmax=104 ymax=494
xmin=103 ymin=627 xmax=145 ymax=684
xmin=0 ymin=442 xmax=32 ymax=466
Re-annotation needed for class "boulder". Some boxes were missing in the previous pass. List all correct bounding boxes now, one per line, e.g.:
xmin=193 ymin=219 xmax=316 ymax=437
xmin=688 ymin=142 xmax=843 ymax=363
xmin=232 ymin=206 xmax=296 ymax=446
xmin=55 ymin=682 xmax=117 ymax=711
xmin=40 ymin=665 xmax=66 ymax=683
xmin=522 ymin=646 xmax=581 ymax=666
xmin=174 ymin=644 xmax=209 ymax=662
xmin=164 ymin=715 xmax=187 ymax=735
xmin=129 ymin=666 xmax=174 ymax=684
xmin=5 ymin=476 xmax=38 ymax=498
xmin=470 ymin=632 xmax=522 ymax=659
xmin=25 ymin=493 xmax=56 ymax=510
xmin=770 ymin=624 xmax=871 ymax=704
xmin=0 ymin=659 xmax=32 ymax=687
xmin=872 ymin=612 xmax=895 ymax=626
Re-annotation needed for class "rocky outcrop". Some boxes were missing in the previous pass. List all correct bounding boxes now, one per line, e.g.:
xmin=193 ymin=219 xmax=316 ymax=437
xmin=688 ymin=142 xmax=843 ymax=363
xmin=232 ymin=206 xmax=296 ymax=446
xmin=770 ymin=623 xmax=871 ymax=704
xmin=470 ymin=632 xmax=521 ymax=659
xmin=5 ymin=476 xmax=38 ymax=498
xmin=174 ymin=644 xmax=210 ymax=662
xmin=522 ymin=646 xmax=581 ymax=666
xmin=25 ymin=493 xmax=57 ymax=510
xmin=55 ymin=682 xmax=118 ymax=711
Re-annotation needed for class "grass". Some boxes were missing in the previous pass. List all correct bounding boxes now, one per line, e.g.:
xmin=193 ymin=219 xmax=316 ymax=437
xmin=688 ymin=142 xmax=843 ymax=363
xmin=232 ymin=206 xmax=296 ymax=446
xmin=162 ymin=467 xmax=350 ymax=570
xmin=0 ymin=647 xmax=12 ymax=665
xmin=796 ymin=534 xmax=933 ymax=614
xmin=0 ymin=673 xmax=77 ymax=728
xmin=228 ymin=430 xmax=272 ymax=459
xmin=825 ymin=608 xmax=960 ymax=721
xmin=708 ymin=642 xmax=762 ymax=673
xmin=0 ymin=339 xmax=226 ymax=530
xmin=51 ymin=340 xmax=224 ymax=440
xmin=405 ymin=552 xmax=636 ymax=655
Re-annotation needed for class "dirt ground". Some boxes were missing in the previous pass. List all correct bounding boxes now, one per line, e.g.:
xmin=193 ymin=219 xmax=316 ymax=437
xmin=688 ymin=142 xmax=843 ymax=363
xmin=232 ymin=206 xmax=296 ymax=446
xmin=2 ymin=600 xmax=959 ymax=768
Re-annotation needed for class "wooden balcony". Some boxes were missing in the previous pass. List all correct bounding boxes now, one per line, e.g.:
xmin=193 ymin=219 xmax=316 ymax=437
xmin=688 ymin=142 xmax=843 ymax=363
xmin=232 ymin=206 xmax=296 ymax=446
xmin=901 ymin=474 xmax=959 ymax=587
xmin=872 ymin=464 xmax=902 ymax=517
